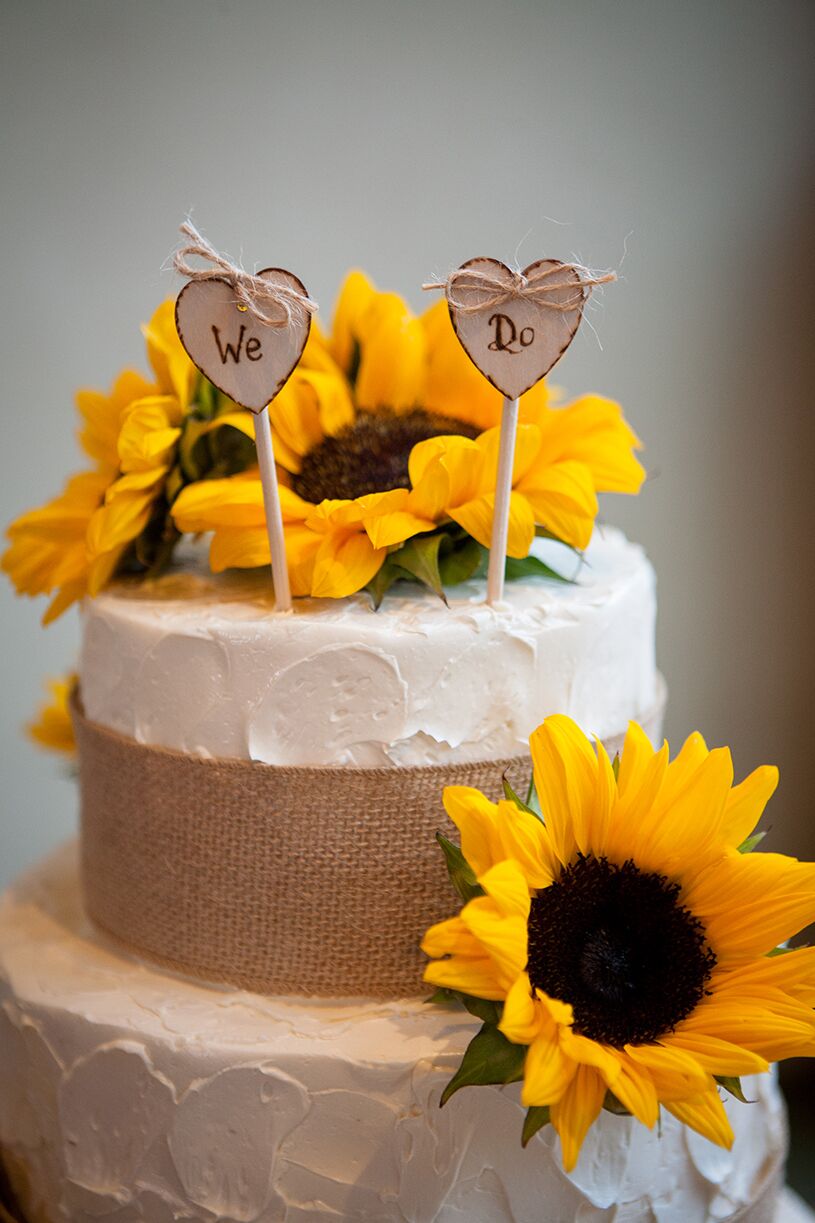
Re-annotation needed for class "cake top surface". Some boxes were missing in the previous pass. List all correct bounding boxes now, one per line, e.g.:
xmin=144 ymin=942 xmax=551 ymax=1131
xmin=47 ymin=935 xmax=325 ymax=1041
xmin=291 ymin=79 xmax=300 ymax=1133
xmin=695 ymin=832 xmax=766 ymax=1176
xmin=91 ymin=526 xmax=646 ymax=630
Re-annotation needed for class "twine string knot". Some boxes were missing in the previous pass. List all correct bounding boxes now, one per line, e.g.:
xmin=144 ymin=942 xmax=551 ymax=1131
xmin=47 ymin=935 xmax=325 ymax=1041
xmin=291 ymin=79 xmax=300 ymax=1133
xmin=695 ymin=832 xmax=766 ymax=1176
xmin=173 ymin=221 xmax=318 ymax=328
xmin=422 ymin=261 xmax=616 ymax=314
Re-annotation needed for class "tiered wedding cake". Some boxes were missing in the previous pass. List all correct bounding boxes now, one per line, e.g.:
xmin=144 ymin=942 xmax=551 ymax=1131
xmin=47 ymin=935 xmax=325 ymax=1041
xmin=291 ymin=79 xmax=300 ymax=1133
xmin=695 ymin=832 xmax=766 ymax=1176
xmin=0 ymin=535 xmax=788 ymax=1222
xmin=0 ymin=267 xmax=804 ymax=1222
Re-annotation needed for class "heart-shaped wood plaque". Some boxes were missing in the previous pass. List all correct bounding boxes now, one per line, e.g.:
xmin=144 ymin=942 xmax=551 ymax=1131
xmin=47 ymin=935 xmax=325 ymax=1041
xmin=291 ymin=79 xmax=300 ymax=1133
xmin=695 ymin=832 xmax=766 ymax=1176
xmin=175 ymin=269 xmax=311 ymax=413
xmin=446 ymin=257 xmax=586 ymax=400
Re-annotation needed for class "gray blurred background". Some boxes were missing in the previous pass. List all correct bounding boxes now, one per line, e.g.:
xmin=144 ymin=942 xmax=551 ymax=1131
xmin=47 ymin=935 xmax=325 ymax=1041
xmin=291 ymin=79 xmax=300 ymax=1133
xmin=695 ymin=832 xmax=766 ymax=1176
xmin=2 ymin=1 xmax=815 ymax=1173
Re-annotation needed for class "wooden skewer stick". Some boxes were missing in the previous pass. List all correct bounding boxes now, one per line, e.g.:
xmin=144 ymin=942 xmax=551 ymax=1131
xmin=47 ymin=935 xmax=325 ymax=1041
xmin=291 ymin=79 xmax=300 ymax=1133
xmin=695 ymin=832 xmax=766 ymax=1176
xmin=254 ymin=404 xmax=291 ymax=612
xmin=486 ymin=395 xmax=519 ymax=606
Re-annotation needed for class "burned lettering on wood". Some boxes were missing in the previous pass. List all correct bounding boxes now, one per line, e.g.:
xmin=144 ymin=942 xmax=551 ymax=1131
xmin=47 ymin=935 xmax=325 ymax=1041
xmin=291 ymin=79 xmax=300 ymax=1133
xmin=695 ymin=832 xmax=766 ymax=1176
xmin=211 ymin=323 xmax=264 ymax=365
xmin=487 ymin=313 xmax=535 ymax=354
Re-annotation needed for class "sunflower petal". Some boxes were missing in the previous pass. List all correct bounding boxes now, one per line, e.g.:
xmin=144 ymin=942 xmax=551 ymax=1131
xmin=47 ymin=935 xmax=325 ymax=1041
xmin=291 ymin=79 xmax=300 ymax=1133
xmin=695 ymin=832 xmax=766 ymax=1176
xmin=615 ymin=722 xmax=657 ymax=799
xmin=685 ymin=852 xmax=815 ymax=964
xmin=721 ymin=765 xmax=779 ymax=848
xmin=355 ymin=292 xmax=426 ymax=410
xmin=550 ymin=1064 xmax=606 ymax=1171
xmin=529 ymin=715 xmax=598 ymax=863
xmin=442 ymin=787 xmax=504 ymax=879
xmin=664 ymin=1088 xmax=734 ymax=1150
xmin=209 ymin=527 xmax=271 ymax=573
xmin=421 ymin=299 xmax=504 ymax=431
xmin=499 ymin=972 xmax=547 ymax=1045
xmin=421 ymin=915 xmax=483 ymax=959
xmin=409 ymin=435 xmax=484 ymax=520
xmin=474 ymin=423 xmax=543 ymax=489
xmin=521 ymin=1030 xmax=577 ymax=1108
xmin=607 ymin=1052 xmax=659 ymax=1127
xmin=309 ymin=529 xmax=386 ymax=599
xmin=677 ymin=994 xmax=815 ymax=1061
xmin=477 ymin=860 xmax=531 ymax=919
xmin=663 ymin=1031 xmax=768 ymax=1077
xmin=532 ymin=395 xmax=645 ymax=494
xmin=330 ymin=269 xmax=377 ymax=373
xmin=423 ymin=955 xmax=507 ymax=1001
xmin=516 ymin=459 xmax=598 ymax=551
xmin=459 ymin=898 xmax=527 ymax=986
xmin=633 ymin=747 xmax=734 ymax=877
xmin=624 ymin=1042 xmax=710 ymax=1094
xmin=558 ymin=1029 xmax=621 ymax=1084
xmin=495 ymin=799 xmax=559 ymax=887
xmin=449 ymin=491 xmax=536 ymax=559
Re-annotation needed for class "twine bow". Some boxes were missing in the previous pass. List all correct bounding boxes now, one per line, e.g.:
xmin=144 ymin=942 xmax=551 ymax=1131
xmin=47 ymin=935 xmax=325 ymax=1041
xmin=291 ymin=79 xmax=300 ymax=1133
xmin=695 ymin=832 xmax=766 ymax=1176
xmin=422 ymin=261 xmax=616 ymax=314
xmin=173 ymin=221 xmax=318 ymax=328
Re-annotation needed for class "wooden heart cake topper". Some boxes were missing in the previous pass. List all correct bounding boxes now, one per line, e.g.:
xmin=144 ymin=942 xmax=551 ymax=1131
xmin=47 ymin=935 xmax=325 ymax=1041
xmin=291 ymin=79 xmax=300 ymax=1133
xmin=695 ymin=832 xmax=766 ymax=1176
xmin=173 ymin=223 xmax=316 ymax=414
xmin=439 ymin=257 xmax=594 ymax=400
xmin=176 ymin=269 xmax=311 ymax=413
xmin=173 ymin=222 xmax=319 ymax=611
xmin=423 ymin=254 xmax=615 ymax=605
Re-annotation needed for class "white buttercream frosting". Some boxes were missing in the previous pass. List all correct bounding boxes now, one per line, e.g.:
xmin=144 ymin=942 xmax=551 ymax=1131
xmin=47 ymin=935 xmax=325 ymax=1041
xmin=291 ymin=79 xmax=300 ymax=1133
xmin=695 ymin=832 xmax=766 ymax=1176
xmin=78 ymin=527 xmax=659 ymax=765
xmin=0 ymin=846 xmax=787 ymax=1223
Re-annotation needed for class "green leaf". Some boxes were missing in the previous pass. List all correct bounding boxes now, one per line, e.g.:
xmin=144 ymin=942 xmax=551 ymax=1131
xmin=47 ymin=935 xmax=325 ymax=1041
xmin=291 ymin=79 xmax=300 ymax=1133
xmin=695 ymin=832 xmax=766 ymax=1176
xmin=505 ymin=554 xmax=572 ymax=584
xmin=439 ymin=536 xmax=487 ymax=587
xmin=164 ymin=465 xmax=185 ymax=506
xmin=390 ymin=534 xmax=447 ymax=602
xmin=738 ymin=830 xmax=766 ymax=854
xmin=767 ymin=944 xmax=798 ymax=957
xmin=347 ymin=339 xmax=361 ymax=388
xmin=425 ymin=987 xmax=462 ymax=1008
xmin=715 ymin=1075 xmax=753 ymax=1104
xmin=602 ymin=1090 xmax=632 ymax=1116
xmin=440 ymin=1023 xmax=527 ymax=1106
xmin=521 ymin=1105 xmax=552 ymax=1146
xmin=365 ymin=557 xmax=404 ymax=609
xmin=502 ymin=772 xmax=538 ymax=817
xmin=458 ymin=995 xmax=502 ymax=1025
xmin=178 ymin=416 xmax=212 ymax=481
xmin=425 ymin=986 xmax=501 ymax=1025
xmin=197 ymin=376 xmax=219 ymax=419
xmin=436 ymin=833 xmax=484 ymax=903
xmin=611 ymin=753 xmax=621 ymax=782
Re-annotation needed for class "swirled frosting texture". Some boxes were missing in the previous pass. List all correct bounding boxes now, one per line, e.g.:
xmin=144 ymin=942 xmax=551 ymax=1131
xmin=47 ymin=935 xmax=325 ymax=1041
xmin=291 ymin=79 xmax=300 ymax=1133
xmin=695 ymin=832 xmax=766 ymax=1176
xmin=78 ymin=529 xmax=658 ymax=765
xmin=0 ymin=847 xmax=787 ymax=1223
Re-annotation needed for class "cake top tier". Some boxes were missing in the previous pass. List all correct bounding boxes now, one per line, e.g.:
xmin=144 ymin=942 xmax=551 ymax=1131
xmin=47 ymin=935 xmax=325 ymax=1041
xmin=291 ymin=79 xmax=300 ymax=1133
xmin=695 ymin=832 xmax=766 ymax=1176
xmin=79 ymin=528 xmax=659 ymax=767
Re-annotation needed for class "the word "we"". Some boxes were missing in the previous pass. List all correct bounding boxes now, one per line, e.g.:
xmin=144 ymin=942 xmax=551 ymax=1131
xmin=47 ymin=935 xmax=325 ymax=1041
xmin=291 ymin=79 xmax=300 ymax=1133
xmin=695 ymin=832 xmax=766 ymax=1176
xmin=211 ymin=324 xmax=263 ymax=364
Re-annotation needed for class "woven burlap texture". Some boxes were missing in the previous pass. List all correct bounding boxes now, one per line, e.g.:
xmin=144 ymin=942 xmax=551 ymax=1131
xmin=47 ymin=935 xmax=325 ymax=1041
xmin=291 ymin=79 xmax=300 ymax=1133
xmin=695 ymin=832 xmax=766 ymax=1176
xmin=74 ymin=685 xmax=665 ymax=999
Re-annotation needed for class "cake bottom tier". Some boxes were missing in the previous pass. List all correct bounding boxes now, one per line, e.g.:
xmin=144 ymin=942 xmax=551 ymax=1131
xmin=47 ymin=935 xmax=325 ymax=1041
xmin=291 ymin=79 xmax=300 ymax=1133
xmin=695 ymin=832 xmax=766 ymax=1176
xmin=0 ymin=845 xmax=787 ymax=1223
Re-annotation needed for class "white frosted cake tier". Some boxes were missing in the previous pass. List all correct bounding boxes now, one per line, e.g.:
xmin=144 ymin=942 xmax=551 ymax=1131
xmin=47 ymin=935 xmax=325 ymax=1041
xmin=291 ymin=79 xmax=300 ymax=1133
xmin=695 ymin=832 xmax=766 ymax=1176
xmin=0 ymin=846 xmax=786 ymax=1223
xmin=79 ymin=526 xmax=659 ymax=766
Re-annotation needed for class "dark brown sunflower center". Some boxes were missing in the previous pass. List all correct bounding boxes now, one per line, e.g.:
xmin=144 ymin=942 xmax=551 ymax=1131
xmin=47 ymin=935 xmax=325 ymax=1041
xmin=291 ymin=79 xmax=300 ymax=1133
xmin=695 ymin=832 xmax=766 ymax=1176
xmin=527 ymin=854 xmax=716 ymax=1047
xmin=291 ymin=407 xmax=479 ymax=503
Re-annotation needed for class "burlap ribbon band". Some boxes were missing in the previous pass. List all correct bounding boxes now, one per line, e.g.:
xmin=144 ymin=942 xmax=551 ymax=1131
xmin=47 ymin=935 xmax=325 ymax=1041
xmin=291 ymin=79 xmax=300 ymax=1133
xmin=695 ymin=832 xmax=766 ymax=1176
xmin=74 ymin=684 xmax=665 ymax=999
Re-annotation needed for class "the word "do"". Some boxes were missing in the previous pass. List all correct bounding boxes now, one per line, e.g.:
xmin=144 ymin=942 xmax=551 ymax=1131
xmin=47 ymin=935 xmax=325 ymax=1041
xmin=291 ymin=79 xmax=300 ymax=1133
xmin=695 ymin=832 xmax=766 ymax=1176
xmin=487 ymin=313 xmax=535 ymax=355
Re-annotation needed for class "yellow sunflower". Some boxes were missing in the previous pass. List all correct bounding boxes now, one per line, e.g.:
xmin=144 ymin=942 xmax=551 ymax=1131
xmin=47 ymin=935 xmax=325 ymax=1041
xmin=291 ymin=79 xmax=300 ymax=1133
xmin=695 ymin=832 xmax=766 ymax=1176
xmin=173 ymin=271 xmax=644 ymax=598
xmin=423 ymin=715 xmax=815 ymax=1170
xmin=172 ymin=474 xmax=435 ymax=599
xmin=27 ymin=674 xmax=77 ymax=755
xmin=3 ymin=303 xmax=199 ymax=621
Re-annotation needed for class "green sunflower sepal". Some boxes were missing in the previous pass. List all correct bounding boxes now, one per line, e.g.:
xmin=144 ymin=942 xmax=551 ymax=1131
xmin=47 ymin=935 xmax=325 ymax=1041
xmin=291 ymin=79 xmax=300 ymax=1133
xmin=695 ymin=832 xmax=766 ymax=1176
xmin=365 ymin=525 xmax=575 ymax=610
